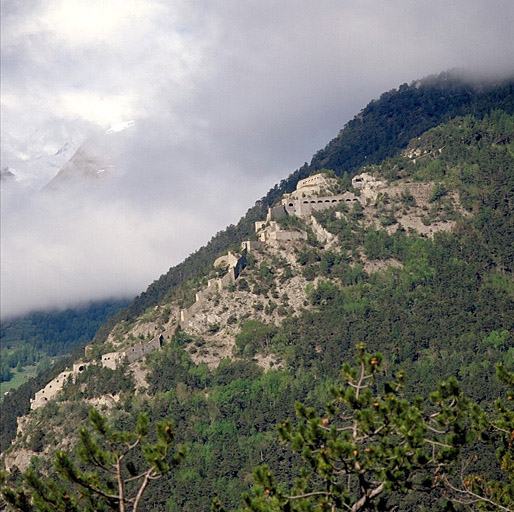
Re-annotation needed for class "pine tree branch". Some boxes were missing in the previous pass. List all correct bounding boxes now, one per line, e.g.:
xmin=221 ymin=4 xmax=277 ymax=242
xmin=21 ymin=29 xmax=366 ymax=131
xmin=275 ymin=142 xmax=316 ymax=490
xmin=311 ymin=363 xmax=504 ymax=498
xmin=423 ymin=438 xmax=453 ymax=449
xmin=131 ymin=469 xmax=156 ymax=512
xmin=116 ymin=454 xmax=126 ymax=512
xmin=443 ymin=476 xmax=514 ymax=512
xmin=350 ymin=482 xmax=385 ymax=512
xmin=285 ymin=490 xmax=330 ymax=499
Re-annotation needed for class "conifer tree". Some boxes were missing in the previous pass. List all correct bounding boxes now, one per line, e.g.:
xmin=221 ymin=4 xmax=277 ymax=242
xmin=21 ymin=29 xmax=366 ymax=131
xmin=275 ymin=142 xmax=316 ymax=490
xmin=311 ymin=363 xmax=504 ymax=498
xmin=444 ymin=364 xmax=514 ymax=512
xmin=2 ymin=409 xmax=185 ymax=512
xmin=243 ymin=344 xmax=468 ymax=512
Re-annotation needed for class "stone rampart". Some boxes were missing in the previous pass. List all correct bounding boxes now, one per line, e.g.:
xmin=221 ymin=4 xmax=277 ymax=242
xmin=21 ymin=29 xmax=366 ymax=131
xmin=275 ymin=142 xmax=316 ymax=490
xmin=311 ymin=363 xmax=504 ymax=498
xmin=257 ymin=222 xmax=308 ymax=244
xmin=214 ymin=251 xmax=239 ymax=269
xmin=31 ymin=361 xmax=91 ymax=410
xmin=102 ymin=335 xmax=164 ymax=369
xmin=297 ymin=173 xmax=332 ymax=190
xmin=31 ymin=335 xmax=166 ymax=409
xmin=195 ymin=280 xmax=218 ymax=303
xmin=233 ymin=252 xmax=247 ymax=279
xmin=179 ymin=251 xmax=249 ymax=326
xmin=268 ymin=204 xmax=288 ymax=220
xmin=255 ymin=220 xmax=267 ymax=231
xmin=102 ymin=352 xmax=125 ymax=370
xmin=219 ymin=267 xmax=236 ymax=288
xmin=124 ymin=335 xmax=163 ymax=363
xmin=282 ymin=192 xmax=363 ymax=217
xmin=241 ymin=240 xmax=266 ymax=251
xmin=351 ymin=172 xmax=385 ymax=201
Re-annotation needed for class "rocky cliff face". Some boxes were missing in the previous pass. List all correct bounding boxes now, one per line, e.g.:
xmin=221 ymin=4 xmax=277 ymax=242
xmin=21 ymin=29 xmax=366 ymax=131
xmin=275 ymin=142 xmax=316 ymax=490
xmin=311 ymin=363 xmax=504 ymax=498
xmin=2 ymin=106 xmax=514 ymax=511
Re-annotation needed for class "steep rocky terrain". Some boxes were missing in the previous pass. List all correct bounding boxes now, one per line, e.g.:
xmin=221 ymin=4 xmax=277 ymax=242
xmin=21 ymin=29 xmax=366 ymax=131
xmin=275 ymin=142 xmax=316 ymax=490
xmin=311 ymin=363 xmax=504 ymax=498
xmin=2 ymin=75 xmax=514 ymax=511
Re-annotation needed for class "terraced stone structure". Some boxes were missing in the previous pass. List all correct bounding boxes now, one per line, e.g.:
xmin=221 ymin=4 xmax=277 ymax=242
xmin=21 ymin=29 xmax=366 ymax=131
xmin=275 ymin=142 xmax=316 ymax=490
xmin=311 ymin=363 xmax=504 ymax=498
xmin=281 ymin=172 xmax=364 ymax=217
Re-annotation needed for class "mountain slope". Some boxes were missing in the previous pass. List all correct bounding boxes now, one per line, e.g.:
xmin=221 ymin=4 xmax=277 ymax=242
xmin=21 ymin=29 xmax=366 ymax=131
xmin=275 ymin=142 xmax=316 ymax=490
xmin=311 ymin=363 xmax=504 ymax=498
xmin=94 ymin=71 xmax=514 ymax=343
xmin=2 ymin=75 xmax=514 ymax=511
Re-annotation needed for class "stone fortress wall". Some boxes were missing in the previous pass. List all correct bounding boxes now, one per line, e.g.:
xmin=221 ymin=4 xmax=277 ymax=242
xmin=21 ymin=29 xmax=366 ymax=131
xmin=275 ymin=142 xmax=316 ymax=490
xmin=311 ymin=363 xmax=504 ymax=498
xmin=280 ymin=172 xmax=369 ymax=217
xmin=31 ymin=335 xmax=164 ymax=410
xmin=181 ymin=172 xmax=384 ymax=327
xmin=101 ymin=334 xmax=163 ymax=370
xmin=30 ymin=172 xmax=384 ymax=410
xmin=282 ymin=193 xmax=362 ymax=217
xmin=180 ymin=251 xmax=248 ymax=324
xmin=31 ymin=361 xmax=91 ymax=410
xmin=255 ymin=220 xmax=308 ymax=244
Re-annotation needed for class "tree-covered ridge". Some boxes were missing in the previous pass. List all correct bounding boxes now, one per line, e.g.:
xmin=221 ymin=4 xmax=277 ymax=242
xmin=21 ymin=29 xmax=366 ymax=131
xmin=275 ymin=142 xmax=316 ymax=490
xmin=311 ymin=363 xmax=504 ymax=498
xmin=310 ymin=72 xmax=514 ymax=173
xmin=267 ymin=114 xmax=514 ymax=399
xmin=4 ymin=347 xmax=514 ymax=512
xmin=92 ymin=72 xmax=514 ymax=342
xmin=2 ymin=110 xmax=514 ymax=511
xmin=1 ymin=299 xmax=129 ymax=387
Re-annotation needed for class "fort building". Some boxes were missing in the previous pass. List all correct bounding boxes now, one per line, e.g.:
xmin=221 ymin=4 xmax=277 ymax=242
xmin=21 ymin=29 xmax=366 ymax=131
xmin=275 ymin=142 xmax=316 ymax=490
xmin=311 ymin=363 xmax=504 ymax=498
xmin=31 ymin=361 xmax=91 ymax=410
xmin=31 ymin=335 xmax=165 ymax=408
xmin=276 ymin=172 xmax=366 ymax=218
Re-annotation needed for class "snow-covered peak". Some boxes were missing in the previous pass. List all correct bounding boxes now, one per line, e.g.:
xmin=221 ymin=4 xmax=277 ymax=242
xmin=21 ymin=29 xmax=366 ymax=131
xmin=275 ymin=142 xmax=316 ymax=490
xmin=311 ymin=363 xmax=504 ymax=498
xmin=1 ymin=166 xmax=35 ymax=190
xmin=1 ymin=140 xmax=81 ymax=189
xmin=42 ymin=139 xmax=115 ymax=192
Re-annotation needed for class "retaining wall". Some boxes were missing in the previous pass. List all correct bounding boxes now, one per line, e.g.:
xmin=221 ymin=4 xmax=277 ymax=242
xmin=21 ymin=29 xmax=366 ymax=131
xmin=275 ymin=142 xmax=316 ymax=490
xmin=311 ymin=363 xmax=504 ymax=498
xmin=282 ymin=192 xmax=363 ymax=217
xmin=31 ymin=362 xmax=91 ymax=410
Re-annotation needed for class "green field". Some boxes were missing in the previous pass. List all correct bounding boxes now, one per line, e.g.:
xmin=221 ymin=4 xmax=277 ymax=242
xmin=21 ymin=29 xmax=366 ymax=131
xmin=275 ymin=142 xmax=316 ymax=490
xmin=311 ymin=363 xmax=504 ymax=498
xmin=1 ymin=364 xmax=42 ymax=396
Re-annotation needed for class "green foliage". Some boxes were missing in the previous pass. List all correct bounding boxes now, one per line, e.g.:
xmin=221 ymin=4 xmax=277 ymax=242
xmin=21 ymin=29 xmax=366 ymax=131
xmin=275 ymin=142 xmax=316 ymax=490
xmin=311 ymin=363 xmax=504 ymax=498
xmin=2 ymin=409 xmax=185 ymax=512
xmin=243 ymin=345 xmax=468 ymax=512
xmin=400 ymin=191 xmax=416 ymax=207
xmin=443 ymin=365 xmax=514 ymax=511
xmin=235 ymin=321 xmax=277 ymax=357
xmin=275 ymin=214 xmax=306 ymax=232
xmin=1 ymin=355 xmax=76 ymax=452
xmin=0 ymin=299 xmax=129 ymax=386
xmin=60 ymin=364 xmax=135 ymax=401
xmin=429 ymin=182 xmax=448 ymax=202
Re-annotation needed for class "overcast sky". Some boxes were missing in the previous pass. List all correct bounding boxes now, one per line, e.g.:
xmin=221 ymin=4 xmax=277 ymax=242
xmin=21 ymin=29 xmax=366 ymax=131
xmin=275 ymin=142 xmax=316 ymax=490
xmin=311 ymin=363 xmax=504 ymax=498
xmin=1 ymin=0 xmax=514 ymax=318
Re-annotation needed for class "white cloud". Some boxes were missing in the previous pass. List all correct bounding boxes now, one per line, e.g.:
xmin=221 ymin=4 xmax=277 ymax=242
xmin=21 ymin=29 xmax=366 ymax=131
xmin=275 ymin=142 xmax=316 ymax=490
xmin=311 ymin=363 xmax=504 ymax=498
xmin=6 ymin=0 xmax=163 ymax=48
xmin=59 ymin=92 xmax=136 ymax=127
xmin=1 ymin=0 xmax=514 ymax=317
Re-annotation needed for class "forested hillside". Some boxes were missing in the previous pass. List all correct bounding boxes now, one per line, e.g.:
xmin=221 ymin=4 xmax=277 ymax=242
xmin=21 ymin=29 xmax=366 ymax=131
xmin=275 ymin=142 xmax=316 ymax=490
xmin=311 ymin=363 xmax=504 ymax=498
xmin=1 ymin=299 xmax=129 ymax=389
xmin=91 ymin=71 xmax=514 ymax=340
xmin=1 ymin=74 xmax=514 ymax=512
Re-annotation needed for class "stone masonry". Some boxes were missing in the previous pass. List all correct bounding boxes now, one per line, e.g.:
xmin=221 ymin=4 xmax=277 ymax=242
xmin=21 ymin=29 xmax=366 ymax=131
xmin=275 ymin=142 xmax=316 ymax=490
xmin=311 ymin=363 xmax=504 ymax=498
xmin=31 ymin=172 xmax=385 ymax=410
xmin=31 ymin=335 xmax=164 ymax=409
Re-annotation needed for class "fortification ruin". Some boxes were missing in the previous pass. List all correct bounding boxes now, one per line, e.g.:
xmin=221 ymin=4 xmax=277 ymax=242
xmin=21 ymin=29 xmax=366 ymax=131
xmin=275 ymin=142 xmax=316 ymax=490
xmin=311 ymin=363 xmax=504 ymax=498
xmin=30 ymin=172 xmax=385 ymax=410
xmin=351 ymin=172 xmax=385 ymax=200
xmin=181 ymin=172 xmax=384 ymax=327
xmin=101 ymin=334 xmax=164 ymax=370
xmin=180 ymin=251 xmax=248 ymax=324
xmin=30 ymin=361 xmax=91 ymax=410
xmin=279 ymin=172 xmax=363 ymax=217
xmin=31 ymin=335 xmax=165 ymax=409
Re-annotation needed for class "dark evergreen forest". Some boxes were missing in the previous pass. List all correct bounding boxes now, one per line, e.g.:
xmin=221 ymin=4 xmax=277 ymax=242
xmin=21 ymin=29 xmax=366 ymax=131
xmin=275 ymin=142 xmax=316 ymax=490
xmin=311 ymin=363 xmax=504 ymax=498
xmin=93 ymin=71 xmax=514 ymax=342
xmin=2 ymin=73 xmax=514 ymax=512
xmin=1 ymin=299 xmax=129 ymax=384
